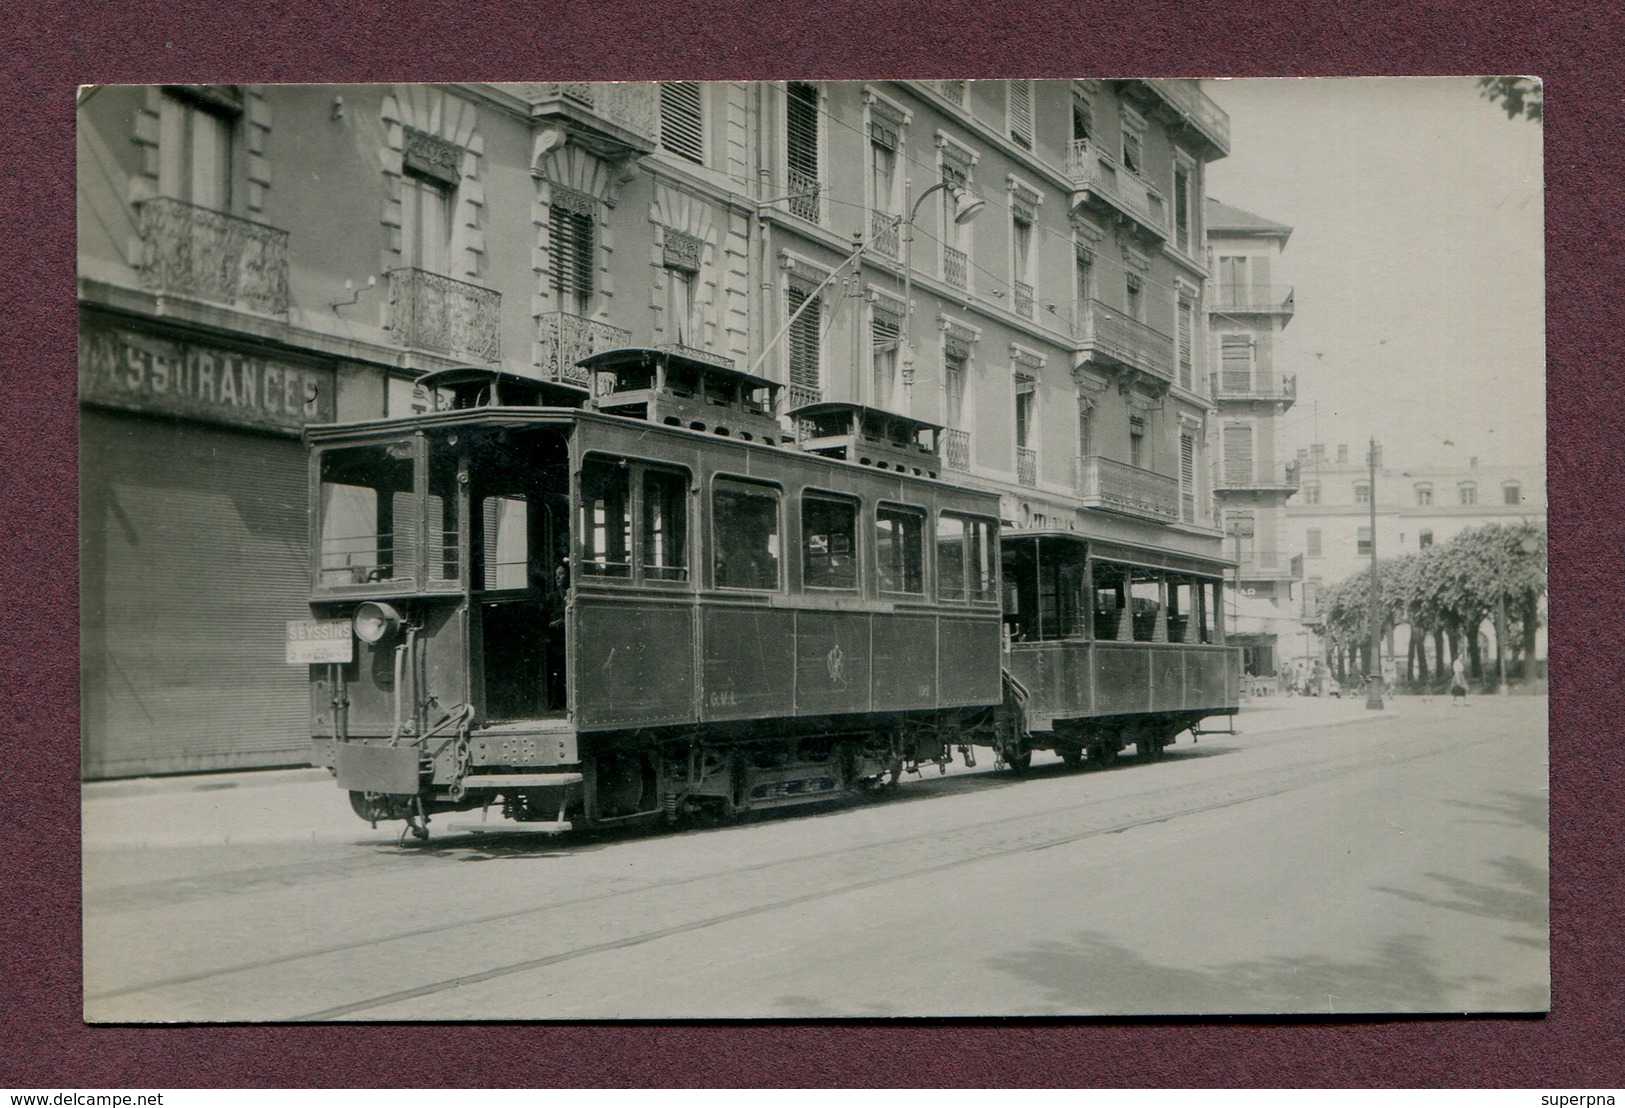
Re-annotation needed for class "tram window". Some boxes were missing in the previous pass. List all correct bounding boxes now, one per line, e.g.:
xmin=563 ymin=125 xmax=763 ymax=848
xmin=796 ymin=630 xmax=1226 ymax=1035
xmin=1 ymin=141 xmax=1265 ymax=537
xmin=1130 ymin=570 xmax=1164 ymax=642
xmin=713 ymin=479 xmax=780 ymax=590
xmin=318 ymin=443 xmax=414 ymax=586
xmin=481 ymin=495 xmax=529 ymax=590
xmin=641 ymin=468 xmax=689 ymax=581
xmin=1168 ymin=578 xmax=1194 ymax=644
xmin=802 ymin=494 xmax=858 ymax=590
xmin=1204 ymin=580 xmax=1221 ymax=643
xmin=427 ymin=448 xmax=460 ymax=582
xmin=1092 ymin=562 xmax=1130 ymax=640
xmin=875 ymin=504 xmax=924 ymax=594
xmin=580 ymin=458 xmax=631 ymax=578
xmin=938 ymin=513 xmax=996 ymax=603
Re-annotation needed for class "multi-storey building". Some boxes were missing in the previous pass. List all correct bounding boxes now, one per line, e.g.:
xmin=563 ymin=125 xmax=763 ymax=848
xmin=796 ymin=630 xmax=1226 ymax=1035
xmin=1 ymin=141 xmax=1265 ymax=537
xmin=1204 ymin=198 xmax=1300 ymax=679
xmin=77 ymin=80 xmax=1230 ymax=777
xmin=1289 ymin=445 xmax=1547 ymax=667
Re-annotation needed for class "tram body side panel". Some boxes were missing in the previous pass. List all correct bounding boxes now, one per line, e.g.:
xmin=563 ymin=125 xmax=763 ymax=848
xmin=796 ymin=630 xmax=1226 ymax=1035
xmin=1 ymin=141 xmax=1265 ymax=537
xmin=1008 ymin=641 xmax=1242 ymax=725
xmin=572 ymin=593 xmax=696 ymax=729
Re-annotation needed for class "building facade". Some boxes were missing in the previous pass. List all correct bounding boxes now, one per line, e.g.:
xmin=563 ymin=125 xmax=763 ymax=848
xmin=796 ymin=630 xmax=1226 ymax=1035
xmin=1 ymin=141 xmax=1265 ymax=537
xmin=1288 ymin=445 xmax=1547 ymax=670
xmin=1205 ymin=198 xmax=1299 ymax=679
xmin=78 ymin=80 xmax=1232 ymax=777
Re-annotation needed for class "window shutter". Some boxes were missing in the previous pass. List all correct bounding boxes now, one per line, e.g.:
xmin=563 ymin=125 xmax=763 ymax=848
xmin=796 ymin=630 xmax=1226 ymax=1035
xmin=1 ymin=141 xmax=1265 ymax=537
xmin=1009 ymin=81 xmax=1034 ymax=149
xmin=1223 ymin=424 xmax=1254 ymax=484
xmin=1178 ymin=297 xmax=1194 ymax=388
xmin=1180 ymin=433 xmax=1196 ymax=522
xmin=659 ymin=82 xmax=704 ymax=164
xmin=786 ymin=282 xmax=822 ymax=395
xmin=550 ymin=200 xmax=594 ymax=310
xmin=1221 ymin=335 xmax=1252 ymax=390
xmin=786 ymin=83 xmax=820 ymax=177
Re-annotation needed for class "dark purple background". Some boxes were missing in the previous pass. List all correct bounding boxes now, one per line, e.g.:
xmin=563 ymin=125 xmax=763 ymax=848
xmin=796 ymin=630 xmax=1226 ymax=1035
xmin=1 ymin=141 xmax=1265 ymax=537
xmin=7 ymin=0 xmax=1621 ymax=1087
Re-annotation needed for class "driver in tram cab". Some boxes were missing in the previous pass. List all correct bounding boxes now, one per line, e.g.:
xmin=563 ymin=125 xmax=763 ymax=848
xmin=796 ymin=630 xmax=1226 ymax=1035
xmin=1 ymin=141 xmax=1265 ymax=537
xmin=542 ymin=556 xmax=570 ymax=709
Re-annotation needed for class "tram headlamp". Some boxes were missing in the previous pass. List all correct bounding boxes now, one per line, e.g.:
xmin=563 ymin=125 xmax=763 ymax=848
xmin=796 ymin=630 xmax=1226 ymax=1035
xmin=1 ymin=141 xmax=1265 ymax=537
xmin=353 ymin=601 xmax=404 ymax=645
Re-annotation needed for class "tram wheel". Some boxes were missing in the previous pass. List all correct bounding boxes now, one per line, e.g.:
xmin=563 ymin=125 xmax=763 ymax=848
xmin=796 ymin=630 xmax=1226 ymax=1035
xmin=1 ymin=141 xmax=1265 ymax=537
xmin=1060 ymin=746 xmax=1085 ymax=770
xmin=1005 ymin=745 xmax=1033 ymax=774
xmin=1094 ymin=745 xmax=1119 ymax=769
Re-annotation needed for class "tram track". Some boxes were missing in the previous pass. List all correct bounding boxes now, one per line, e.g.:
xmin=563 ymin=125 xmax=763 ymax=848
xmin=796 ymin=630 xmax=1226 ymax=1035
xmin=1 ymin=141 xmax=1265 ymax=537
xmin=85 ymin=720 xmax=1506 ymax=1021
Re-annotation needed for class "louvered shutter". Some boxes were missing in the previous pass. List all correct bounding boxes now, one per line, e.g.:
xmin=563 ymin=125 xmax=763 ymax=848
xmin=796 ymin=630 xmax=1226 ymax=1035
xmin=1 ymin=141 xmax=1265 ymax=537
xmin=786 ymin=83 xmax=819 ymax=177
xmin=1180 ymin=433 xmax=1196 ymax=522
xmin=787 ymin=282 xmax=822 ymax=396
xmin=1178 ymin=297 xmax=1194 ymax=389
xmin=659 ymin=82 xmax=704 ymax=164
xmin=551 ymin=205 xmax=594 ymax=312
xmin=1221 ymin=335 xmax=1252 ymax=391
xmin=1009 ymin=80 xmax=1034 ymax=149
xmin=1223 ymin=423 xmax=1254 ymax=485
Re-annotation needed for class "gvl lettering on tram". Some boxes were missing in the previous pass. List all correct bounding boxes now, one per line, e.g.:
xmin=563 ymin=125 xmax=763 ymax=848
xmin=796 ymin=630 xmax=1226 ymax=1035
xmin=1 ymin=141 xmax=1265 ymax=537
xmin=293 ymin=346 xmax=1241 ymax=840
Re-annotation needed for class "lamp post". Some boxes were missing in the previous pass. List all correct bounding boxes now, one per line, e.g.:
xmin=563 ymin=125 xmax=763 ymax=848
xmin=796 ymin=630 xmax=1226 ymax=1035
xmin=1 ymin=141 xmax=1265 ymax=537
xmin=1365 ymin=436 xmax=1384 ymax=710
xmin=898 ymin=180 xmax=984 ymax=410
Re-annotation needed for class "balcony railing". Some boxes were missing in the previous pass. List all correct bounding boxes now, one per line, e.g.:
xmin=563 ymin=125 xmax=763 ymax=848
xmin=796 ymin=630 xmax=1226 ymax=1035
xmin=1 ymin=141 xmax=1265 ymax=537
xmin=1143 ymin=79 xmax=1232 ymax=155
xmin=1017 ymin=446 xmax=1038 ymax=486
xmin=1074 ymin=455 xmax=1179 ymax=522
xmin=942 ymin=428 xmax=971 ymax=471
xmin=1013 ymin=280 xmax=1035 ymax=320
xmin=785 ymin=381 xmax=823 ymax=411
xmin=786 ymin=167 xmax=821 ymax=222
xmin=1233 ymin=549 xmax=1305 ymax=579
xmin=1066 ymin=140 xmax=1168 ymax=239
xmin=1212 ymin=372 xmax=1297 ymax=402
xmin=656 ymin=342 xmax=735 ymax=370
xmin=870 ymin=209 xmax=900 ymax=258
xmin=943 ymin=246 xmax=968 ymax=289
xmin=940 ymin=80 xmax=967 ymax=107
xmin=389 ymin=268 xmax=501 ymax=364
xmin=135 ymin=197 xmax=290 ymax=317
xmin=1069 ymin=299 xmax=1175 ymax=383
xmin=1211 ymin=285 xmax=1296 ymax=315
xmin=536 ymin=311 xmax=632 ymax=386
xmin=1217 ymin=460 xmax=1302 ymax=492
xmin=517 ymin=82 xmax=657 ymax=154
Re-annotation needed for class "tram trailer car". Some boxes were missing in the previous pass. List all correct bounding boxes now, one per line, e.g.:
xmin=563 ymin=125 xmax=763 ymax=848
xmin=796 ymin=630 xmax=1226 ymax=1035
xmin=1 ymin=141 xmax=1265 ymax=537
xmin=295 ymin=348 xmax=1238 ymax=838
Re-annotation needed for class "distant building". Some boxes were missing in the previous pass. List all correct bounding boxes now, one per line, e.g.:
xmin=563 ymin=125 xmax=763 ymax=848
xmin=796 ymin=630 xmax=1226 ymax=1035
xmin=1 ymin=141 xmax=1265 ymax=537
xmin=78 ymin=80 xmax=1233 ymax=777
xmin=1205 ymin=198 xmax=1299 ymax=679
xmin=1288 ymin=446 xmax=1547 ymax=667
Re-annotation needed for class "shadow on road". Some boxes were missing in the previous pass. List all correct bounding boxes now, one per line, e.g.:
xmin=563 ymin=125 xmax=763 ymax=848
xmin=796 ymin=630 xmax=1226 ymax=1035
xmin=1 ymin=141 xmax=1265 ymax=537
xmin=982 ymin=928 xmax=1547 ymax=1014
xmin=1375 ymin=854 xmax=1549 ymax=932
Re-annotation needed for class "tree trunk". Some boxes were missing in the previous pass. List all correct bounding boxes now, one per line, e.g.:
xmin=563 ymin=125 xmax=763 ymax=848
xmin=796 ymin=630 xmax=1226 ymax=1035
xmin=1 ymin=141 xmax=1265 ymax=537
xmin=1433 ymin=628 xmax=1446 ymax=686
xmin=1466 ymin=619 xmax=1483 ymax=681
xmin=1521 ymin=591 xmax=1539 ymax=678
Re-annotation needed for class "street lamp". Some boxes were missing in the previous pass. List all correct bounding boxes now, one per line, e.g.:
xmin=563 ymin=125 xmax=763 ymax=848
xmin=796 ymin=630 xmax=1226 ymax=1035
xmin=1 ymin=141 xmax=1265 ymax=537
xmin=898 ymin=180 xmax=985 ymax=407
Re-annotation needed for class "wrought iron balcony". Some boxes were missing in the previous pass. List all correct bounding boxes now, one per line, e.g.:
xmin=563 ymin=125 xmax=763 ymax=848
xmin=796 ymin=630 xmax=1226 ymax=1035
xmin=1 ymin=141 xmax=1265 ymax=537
xmin=1017 ymin=446 xmax=1038 ymax=486
xmin=1066 ymin=140 xmax=1168 ymax=241
xmin=1141 ymin=80 xmax=1231 ymax=157
xmin=135 ymin=197 xmax=290 ymax=317
xmin=388 ymin=268 xmax=501 ymax=364
xmin=1211 ymin=284 xmax=1296 ymax=317
xmin=536 ymin=311 xmax=632 ymax=386
xmin=943 ymin=428 xmax=971 ymax=471
xmin=785 ymin=167 xmax=822 ymax=223
xmin=1013 ymin=281 xmax=1035 ymax=320
xmin=1233 ymin=549 xmax=1305 ymax=581
xmin=870 ymin=209 xmax=901 ymax=258
xmin=1069 ymin=299 xmax=1175 ymax=384
xmin=516 ymin=82 xmax=657 ymax=158
xmin=1216 ymin=460 xmax=1301 ymax=493
xmin=1212 ymin=372 xmax=1297 ymax=405
xmin=943 ymin=246 xmax=968 ymax=289
xmin=1074 ymin=455 xmax=1179 ymax=522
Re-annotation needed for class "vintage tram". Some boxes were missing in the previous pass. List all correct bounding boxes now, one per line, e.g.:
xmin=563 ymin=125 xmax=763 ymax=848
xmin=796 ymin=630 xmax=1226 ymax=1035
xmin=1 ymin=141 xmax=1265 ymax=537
xmin=295 ymin=346 xmax=1239 ymax=838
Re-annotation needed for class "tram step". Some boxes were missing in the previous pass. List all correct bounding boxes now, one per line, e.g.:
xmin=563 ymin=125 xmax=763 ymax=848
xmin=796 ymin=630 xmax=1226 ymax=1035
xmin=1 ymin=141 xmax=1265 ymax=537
xmin=445 ymin=820 xmax=574 ymax=835
xmin=459 ymin=773 xmax=585 ymax=789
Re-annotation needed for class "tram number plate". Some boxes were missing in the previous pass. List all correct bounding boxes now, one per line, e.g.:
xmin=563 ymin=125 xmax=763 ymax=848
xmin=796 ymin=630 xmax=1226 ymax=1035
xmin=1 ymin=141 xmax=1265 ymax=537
xmin=286 ymin=618 xmax=353 ymax=664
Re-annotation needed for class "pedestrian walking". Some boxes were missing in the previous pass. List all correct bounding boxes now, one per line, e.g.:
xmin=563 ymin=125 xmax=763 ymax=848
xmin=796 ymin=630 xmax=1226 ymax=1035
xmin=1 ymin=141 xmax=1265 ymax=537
xmin=1450 ymin=655 xmax=1468 ymax=706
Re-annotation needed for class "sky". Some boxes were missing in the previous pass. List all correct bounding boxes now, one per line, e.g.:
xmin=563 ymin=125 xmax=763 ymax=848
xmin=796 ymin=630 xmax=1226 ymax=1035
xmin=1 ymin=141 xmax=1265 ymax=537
xmin=1202 ymin=77 xmax=1545 ymax=472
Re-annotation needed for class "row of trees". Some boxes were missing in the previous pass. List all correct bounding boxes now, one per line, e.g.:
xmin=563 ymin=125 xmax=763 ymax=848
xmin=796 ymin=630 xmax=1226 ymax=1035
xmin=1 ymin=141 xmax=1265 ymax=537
xmin=1313 ymin=522 xmax=1547 ymax=688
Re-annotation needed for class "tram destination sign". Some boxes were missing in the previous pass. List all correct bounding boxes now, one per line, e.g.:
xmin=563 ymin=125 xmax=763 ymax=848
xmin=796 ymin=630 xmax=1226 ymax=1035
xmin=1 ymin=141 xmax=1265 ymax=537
xmin=286 ymin=619 xmax=353 ymax=664
xmin=80 ymin=319 xmax=336 ymax=433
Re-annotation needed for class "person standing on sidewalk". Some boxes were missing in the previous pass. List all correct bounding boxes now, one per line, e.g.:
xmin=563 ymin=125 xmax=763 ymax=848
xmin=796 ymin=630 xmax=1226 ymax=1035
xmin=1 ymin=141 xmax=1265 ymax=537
xmin=1451 ymin=655 xmax=1469 ymax=706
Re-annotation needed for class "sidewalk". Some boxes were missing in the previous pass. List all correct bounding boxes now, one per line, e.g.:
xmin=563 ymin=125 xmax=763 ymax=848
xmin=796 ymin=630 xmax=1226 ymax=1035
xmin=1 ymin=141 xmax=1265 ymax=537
xmin=82 ymin=697 xmax=1404 ymax=852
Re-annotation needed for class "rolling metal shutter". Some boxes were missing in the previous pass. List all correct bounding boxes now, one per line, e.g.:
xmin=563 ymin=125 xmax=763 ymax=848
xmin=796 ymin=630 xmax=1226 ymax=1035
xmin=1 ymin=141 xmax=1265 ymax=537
xmin=81 ymin=411 xmax=312 ymax=777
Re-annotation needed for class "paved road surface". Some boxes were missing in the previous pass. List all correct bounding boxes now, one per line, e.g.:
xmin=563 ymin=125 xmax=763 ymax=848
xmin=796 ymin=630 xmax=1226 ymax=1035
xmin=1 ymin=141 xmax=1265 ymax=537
xmin=83 ymin=698 xmax=1547 ymax=1020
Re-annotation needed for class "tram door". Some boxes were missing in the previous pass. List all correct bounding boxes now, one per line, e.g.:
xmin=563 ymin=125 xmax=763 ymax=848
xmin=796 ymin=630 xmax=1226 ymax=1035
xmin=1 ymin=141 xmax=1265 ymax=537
xmin=470 ymin=433 xmax=571 ymax=720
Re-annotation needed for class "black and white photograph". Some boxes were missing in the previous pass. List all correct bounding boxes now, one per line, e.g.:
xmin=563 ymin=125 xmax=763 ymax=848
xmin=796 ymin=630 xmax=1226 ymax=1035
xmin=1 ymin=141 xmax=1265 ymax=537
xmin=77 ymin=77 xmax=1547 ymax=1021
